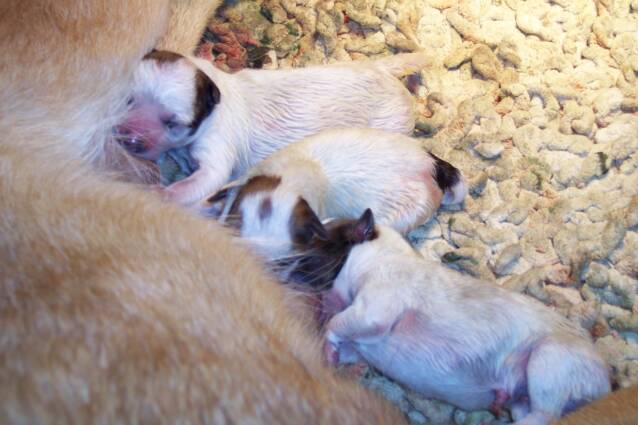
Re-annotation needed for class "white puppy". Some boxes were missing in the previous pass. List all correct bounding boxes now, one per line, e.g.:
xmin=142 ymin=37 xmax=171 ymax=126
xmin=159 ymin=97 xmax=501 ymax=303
xmin=204 ymin=128 xmax=466 ymax=261
xmin=321 ymin=210 xmax=611 ymax=425
xmin=116 ymin=50 xmax=428 ymax=205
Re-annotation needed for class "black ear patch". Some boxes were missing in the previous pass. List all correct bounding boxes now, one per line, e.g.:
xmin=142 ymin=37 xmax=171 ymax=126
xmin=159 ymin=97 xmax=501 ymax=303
xmin=279 ymin=209 xmax=378 ymax=289
xmin=190 ymin=70 xmax=221 ymax=135
xmin=207 ymin=187 xmax=231 ymax=204
xmin=143 ymin=49 xmax=184 ymax=63
xmin=430 ymin=153 xmax=461 ymax=193
xmin=352 ymin=208 xmax=376 ymax=243
xmin=290 ymin=198 xmax=328 ymax=245
xmin=203 ymin=186 xmax=236 ymax=220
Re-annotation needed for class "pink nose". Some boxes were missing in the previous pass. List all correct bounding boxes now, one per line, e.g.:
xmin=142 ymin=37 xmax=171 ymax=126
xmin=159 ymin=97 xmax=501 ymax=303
xmin=115 ymin=126 xmax=148 ymax=155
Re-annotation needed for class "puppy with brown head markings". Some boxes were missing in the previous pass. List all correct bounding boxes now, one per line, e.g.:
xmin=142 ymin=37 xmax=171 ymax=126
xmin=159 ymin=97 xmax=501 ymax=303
xmin=116 ymin=48 xmax=430 ymax=205
xmin=321 ymin=210 xmax=610 ymax=425
xmin=204 ymin=128 xmax=466 ymax=264
xmin=0 ymin=1 xmax=406 ymax=424
xmin=271 ymin=213 xmax=376 ymax=290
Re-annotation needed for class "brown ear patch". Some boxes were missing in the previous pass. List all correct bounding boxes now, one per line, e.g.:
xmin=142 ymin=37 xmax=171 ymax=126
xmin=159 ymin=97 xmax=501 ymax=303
xmin=280 ymin=209 xmax=378 ymax=289
xmin=223 ymin=175 xmax=282 ymax=228
xmin=143 ymin=49 xmax=184 ymax=63
xmin=190 ymin=69 xmax=221 ymax=135
xmin=351 ymin=208 xmax=377 ymax=243
xmin=240 ymin=175 xmax=281 ymax=195
xmin=289 ymin=198 xmax=328 ymax=246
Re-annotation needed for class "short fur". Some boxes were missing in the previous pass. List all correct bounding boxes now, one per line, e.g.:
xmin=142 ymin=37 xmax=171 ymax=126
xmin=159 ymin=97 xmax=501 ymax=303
xmin=119 ymin=51 xmax=429 ymax=205
xmin=274 ymin=211 xmax=378 ymax=290
xmin=322 ymin=216 xmax=611 ymax=425
xmin=0 ymin=1 xmax=406 ymax=423
xmin=552 ymin=385 xmax=638 ymax=425
xmin=205 ymin=128 xmax=466 ymax=260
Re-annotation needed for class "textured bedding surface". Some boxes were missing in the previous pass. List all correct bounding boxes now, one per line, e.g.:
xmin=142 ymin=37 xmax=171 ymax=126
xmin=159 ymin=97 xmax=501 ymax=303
xmin=185 ymin=1 xmax=638 ymax=423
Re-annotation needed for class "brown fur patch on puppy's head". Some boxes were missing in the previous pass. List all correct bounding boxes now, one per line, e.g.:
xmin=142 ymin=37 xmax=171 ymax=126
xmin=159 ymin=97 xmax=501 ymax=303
xmin=191 ymin=69 xmax=220 ymax=134
xmin=205 ymin=175 xmax=281 ymax=226
xmin=280 ymin=209 xmax=378 ymax=289
xmin=289 ymin=198 xmax=328 ymax=246
xmin=139 ymin=49 xmax=221 ymax=135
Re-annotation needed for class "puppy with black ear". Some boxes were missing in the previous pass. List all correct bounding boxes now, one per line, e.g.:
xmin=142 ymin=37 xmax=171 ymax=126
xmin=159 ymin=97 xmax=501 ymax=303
xmin=116 ymin=49 xmax=430 ymax=205
xmin=321 ymin=209 xmax=611 ymax=425
xmin=203 ymin=127 xmax=466 ymax=262
xmin=273 ymin=210 xmax=378 ymax=290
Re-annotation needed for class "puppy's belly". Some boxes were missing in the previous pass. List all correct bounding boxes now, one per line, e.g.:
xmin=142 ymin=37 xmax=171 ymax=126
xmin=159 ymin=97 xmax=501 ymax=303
xmin=354 ymin=339 xmax=497 ymax=411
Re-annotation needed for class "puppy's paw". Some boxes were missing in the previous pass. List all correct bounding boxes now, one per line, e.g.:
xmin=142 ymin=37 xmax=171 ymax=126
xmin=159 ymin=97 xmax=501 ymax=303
xmin=160 ymin=179 xmax=209 ymax=207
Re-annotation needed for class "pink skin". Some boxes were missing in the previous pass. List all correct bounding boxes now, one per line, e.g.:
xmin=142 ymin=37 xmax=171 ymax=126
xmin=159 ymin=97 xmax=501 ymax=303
xmin=421 ymin=169 xmax=443 ymax=207
xmin=318 ymin=288 xmax=348 ymax=329
xmin=321 ymin=287 xmax=393 ymax=367
xmin=491 ymin=389 xmax=510 ymax=417
xmin=117 ymin=101 xmax=182 ymax=161
xmin=321 ymin=289 xmax=362 ymax=367
xmin=117 ymin=101 xmax=210 ymax=204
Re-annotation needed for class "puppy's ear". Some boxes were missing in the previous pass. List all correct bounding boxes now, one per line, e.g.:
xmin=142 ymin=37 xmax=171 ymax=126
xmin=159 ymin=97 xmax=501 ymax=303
xmin=352 ymin=208 xmax=376 ymax=243
xmin=201 ymin=188 xmax=229 ymax=218
xmin=190 ymin=69 xmax=221 ymax=134
xmin=207 ymin=188 xmax=229 ymax=204
xmin=290 ymin=198 xmax=328 ymax=245
xmin=202 ymin=180 xmax=243 ymax=219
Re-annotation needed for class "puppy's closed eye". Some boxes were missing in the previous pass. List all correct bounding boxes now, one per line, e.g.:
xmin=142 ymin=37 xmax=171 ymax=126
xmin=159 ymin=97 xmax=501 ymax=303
xmin=162 ymin=118 xmax=178 ymax=130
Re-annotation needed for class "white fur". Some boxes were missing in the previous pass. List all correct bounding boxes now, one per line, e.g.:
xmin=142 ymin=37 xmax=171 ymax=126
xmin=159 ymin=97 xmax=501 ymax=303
xmin=128 ymin=52 xmax=428 ymax=205
xmin=218 ymin=128 xmax=466 ymax=260
xmin=133 ymin=58 xmax=199 ymax=126
xmin=323 ymin=225 xmax=610 ymax=425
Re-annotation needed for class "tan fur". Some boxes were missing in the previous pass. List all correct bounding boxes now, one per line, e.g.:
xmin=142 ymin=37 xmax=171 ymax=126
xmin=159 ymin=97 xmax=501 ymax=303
xmin=156 ymin=0 xmax=217 ymax=55
xmin=0 ymin=1 xmax=404 ymax=423
xmin=552 ymin=385 xmax=638 ymax=425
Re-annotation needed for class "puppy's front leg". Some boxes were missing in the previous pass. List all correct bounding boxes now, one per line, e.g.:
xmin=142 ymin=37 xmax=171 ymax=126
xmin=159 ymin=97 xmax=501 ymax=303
xmin=323 ymin=293 xmax=401 ymax=366
xmin=163 ymin=140 xmax=236 ymax=206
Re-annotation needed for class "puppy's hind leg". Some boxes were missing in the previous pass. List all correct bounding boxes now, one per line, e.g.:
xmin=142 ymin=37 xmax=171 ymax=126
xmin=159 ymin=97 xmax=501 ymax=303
xmin=163 ymin=141 xmax=236 ymax=206
xmin=521 ymin=337 xmax=610 ymax=425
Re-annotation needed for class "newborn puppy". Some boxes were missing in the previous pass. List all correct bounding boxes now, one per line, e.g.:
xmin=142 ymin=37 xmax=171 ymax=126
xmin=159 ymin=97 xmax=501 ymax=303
xmin=204 ymin=128 xmax=466 ymax=261
xmin=116 ymin=49 xmax=429 ymax=205
xmin=321 ymin=210 xmax=611 ymax=425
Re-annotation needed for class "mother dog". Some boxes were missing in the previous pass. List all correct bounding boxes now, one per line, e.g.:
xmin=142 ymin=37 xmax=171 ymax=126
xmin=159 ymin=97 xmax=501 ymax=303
xmin=0 ymin=1 xmax=403 ymax=423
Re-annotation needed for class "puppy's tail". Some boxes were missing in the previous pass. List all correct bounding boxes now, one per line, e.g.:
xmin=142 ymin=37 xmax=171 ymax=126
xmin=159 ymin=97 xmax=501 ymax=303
xmin=373 ymin=51 xmax=429 ymax=77
xmin=430 ymin=153 xmax=467 ymax=205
